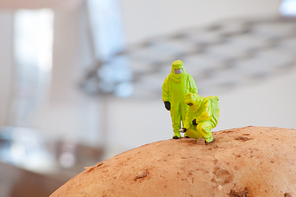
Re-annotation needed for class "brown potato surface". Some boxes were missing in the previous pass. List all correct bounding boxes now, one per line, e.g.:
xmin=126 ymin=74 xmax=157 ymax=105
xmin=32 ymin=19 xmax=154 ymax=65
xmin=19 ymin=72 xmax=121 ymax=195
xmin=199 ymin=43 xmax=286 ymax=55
xmin=50 ymin=126 xmax=296 ymax=197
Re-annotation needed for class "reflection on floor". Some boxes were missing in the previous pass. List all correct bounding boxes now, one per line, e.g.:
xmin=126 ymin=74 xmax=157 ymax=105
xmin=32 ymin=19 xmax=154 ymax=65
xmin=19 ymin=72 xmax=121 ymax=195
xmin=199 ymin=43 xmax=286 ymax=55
xmin=0 ymin=127 xmax=104 ymax=197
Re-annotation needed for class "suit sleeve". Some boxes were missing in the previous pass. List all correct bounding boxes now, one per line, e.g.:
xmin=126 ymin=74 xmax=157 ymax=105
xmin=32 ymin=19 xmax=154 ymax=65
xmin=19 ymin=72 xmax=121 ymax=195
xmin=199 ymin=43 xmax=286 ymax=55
xmin=162 ymin=76 xmax=170 ymax=102
xmin=188 ymin=75 xmax=198 ymax=94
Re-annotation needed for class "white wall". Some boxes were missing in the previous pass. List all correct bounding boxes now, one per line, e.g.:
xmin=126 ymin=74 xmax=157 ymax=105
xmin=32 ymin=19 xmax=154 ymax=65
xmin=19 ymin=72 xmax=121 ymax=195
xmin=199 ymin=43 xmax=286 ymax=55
xmin=218 ymin=69 xmax=296 ymax=130
xmin=120 ymin=0 xmax=281 ymax=44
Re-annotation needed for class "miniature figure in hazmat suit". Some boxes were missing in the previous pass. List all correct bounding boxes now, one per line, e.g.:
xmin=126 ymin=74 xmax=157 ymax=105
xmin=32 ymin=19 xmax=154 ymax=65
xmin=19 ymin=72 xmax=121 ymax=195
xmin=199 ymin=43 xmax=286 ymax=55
xmin=180 ymin=93 xmax=219 ymax=143
xmin=162 ymin=60 xmax=198 ymax=139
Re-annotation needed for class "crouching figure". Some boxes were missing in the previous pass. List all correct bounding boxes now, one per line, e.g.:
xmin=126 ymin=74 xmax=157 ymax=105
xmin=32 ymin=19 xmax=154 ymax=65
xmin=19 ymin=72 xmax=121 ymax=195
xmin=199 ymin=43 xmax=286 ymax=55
xmin=180 ymin=93 xmax=219 ymax=143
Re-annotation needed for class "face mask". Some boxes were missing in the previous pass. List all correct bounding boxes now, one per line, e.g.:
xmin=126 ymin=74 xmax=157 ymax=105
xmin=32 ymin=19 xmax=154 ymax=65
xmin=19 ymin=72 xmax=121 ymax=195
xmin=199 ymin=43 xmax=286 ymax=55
xmin=174 ymin=68 xmax=183 ymax=74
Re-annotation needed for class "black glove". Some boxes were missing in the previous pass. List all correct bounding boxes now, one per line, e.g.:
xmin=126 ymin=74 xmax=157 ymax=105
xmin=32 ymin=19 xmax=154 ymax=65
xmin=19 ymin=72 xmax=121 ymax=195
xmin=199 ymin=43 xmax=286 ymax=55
xmin=164 ymin=101 xmax=171 ymax=111
xmin=181 ymin=128 xmax=187 ymax=133
xmin=192 ymin=119 xmax=197 ymax=126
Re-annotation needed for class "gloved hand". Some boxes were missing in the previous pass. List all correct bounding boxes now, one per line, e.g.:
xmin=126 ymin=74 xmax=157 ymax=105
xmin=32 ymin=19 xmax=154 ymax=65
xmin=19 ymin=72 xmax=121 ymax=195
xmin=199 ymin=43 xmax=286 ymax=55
xmin=179 ymin=128 xmax=187 ymax=133
xmin=164 ymin=101 xmax=171 ymax=111
xmin=192 ymin=119 xmax=198 ymax=126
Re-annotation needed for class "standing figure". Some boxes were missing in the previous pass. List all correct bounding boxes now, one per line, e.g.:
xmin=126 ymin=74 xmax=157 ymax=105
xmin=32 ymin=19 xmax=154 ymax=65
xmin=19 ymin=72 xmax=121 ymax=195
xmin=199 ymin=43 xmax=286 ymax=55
xmin=162 ymin=60 xmax=198 ymax=139
xmin=180 ymin=93 xmax=219 ymax=143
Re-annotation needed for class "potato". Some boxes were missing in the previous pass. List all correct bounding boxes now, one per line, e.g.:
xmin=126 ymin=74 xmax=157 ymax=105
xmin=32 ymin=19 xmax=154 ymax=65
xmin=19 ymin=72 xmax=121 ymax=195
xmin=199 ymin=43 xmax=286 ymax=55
xmin=50 ymin=126 xmax=296 ymax=197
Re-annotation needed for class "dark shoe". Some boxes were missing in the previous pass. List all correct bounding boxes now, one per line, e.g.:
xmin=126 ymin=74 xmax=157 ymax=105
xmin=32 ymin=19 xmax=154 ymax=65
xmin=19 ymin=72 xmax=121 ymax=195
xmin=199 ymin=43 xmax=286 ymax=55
xmin=205 ymin=138 xmax=214 ymax=143
xmin=173 ymin=135 xmax=180 ymax=139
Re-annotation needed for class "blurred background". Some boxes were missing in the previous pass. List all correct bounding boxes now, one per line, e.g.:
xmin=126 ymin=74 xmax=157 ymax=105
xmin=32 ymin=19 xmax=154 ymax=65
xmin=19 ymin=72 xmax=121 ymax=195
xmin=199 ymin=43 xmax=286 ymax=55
xmin=0 ymin=0 xmax=296 ymax=196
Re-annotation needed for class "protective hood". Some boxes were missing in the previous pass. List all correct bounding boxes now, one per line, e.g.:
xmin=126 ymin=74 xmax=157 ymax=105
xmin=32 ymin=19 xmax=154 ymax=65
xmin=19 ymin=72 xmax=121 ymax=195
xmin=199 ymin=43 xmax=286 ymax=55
xmin=170 ymin=60 xmax=187 ymax=82
xmin=184 ymin=93 xmax=202 ymax=112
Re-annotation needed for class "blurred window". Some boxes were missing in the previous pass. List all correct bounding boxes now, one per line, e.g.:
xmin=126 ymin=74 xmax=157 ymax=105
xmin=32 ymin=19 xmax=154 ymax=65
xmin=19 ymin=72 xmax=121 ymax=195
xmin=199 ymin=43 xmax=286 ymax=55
xmin=280 ymin=0 xmax=296 ymax=17
xmin=87 ymin=0 xmax=125 ymax=61
xmin=12 ymin=9 xmax=53 ymax=126
xmin=86 ymin=0 xmax=133 ymax=97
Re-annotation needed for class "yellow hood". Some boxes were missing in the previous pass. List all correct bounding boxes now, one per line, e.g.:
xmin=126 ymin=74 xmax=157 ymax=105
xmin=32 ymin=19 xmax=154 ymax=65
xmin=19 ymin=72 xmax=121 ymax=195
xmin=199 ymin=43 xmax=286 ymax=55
xmin=184 ymin=93 xmax=202 ymax=112
xmin=170 ymin=60 xmax=187 ymax=82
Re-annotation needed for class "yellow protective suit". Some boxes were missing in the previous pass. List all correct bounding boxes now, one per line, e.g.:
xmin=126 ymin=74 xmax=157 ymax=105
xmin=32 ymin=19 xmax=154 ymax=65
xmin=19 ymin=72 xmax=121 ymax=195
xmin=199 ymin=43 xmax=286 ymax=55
xmin=162 ymin=60 xmax=198 ymax=139
xmin=183 ymin=93 xmax=219 ymax=143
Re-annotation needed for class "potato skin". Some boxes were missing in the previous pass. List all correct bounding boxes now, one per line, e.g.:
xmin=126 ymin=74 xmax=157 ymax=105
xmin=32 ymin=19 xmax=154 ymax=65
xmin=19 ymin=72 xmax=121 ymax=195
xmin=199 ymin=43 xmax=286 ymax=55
xmin=51 ymin=126 xmax=296 ymax=197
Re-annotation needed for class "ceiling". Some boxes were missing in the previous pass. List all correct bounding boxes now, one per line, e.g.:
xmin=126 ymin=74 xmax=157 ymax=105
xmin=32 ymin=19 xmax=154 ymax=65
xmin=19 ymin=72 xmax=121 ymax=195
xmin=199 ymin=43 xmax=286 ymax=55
xmin=0 ymin=0 xmax=85 ymax=9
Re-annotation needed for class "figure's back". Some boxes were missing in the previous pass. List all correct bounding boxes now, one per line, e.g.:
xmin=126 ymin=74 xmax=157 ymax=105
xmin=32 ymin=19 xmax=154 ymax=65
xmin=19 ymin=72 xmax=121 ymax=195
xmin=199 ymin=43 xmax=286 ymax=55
xmin=206 ymin=96 xmax=219 ymax=126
